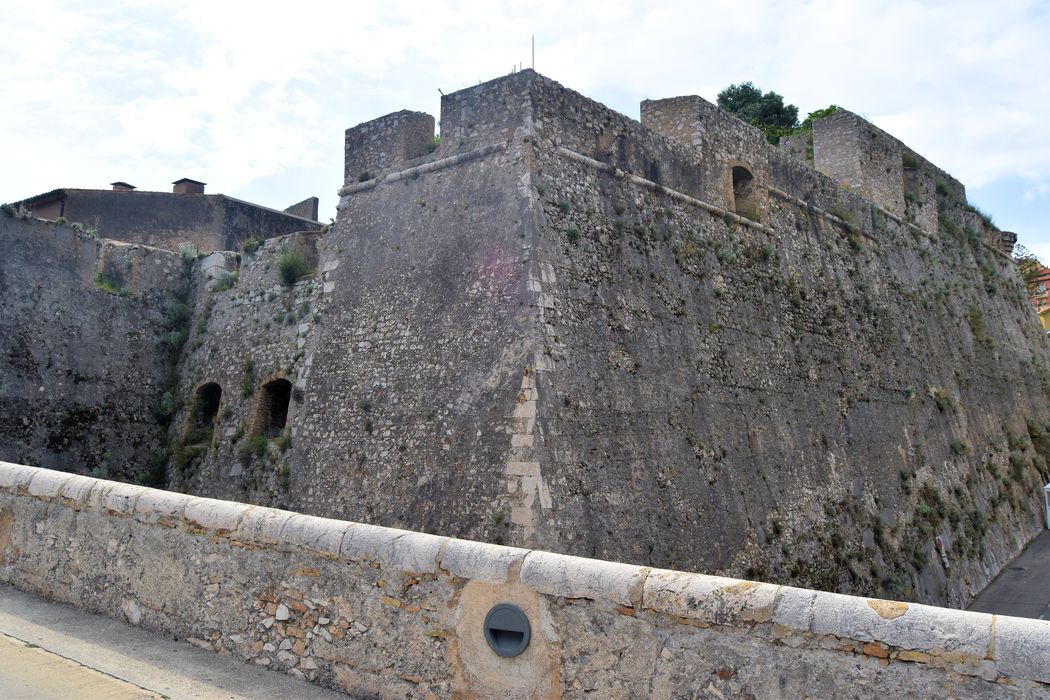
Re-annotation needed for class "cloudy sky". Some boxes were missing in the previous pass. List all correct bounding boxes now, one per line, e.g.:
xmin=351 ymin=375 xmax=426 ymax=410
xmin=2 ymin=0 xmax=1048 ymax=256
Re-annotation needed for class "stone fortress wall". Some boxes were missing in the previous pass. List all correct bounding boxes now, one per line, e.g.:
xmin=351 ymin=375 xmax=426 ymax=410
xmin=3 ymin=70 xmax=1050 ymax=618
xmin=174 ymin=70 xmax=1045 ymax=608
xmin=0 ymin=214 xmax=185 ymax=484
xmin=505 ymin=74 xmax=1048 ymax=607
xmin=2 ymin=461 xmax=1047 ymax=698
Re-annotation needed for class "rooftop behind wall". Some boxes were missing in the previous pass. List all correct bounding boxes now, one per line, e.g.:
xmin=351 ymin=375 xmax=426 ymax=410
xmin=18 ymin=189 xmax=320 ymax=254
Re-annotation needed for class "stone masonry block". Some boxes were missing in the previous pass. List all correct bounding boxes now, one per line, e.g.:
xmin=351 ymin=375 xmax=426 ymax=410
xmin=440 ymin=538 xmax=530 ymax=583
xmin=235 ymin=506 xmax=294 ymax=546
xmin=520 ymin=551 xmax=647 ymax=607
xmin=134 ymin=488 xmax=194 ymax=523
xmin=103 ymin=482 xmax=147 ymax=515
xmin=643 ymin=570 xmax=778 ymax=626
xmin=278 ymin=514 xmax=350 ymax=556
xmin=183 ymin=497 xmax=251 ymax=532
xmin=994 ymin=615 xmax=1050 ymax=683
xmin=59 ymin=474 xmax=102 ymax=503
xmin=82 ymin=480 xmax=145 ymax=515
xmin=340 ymin=523 xmax=447 ymax=574
xmin=771 ymin=586 xmax=818 ymax=633
xmin=775 ymin=588 xmax=991 ymax=657
xmin=27 ymin=469 xmax=74 ymax=499
xmin=0 ymin=462 xmax=44 ymax=493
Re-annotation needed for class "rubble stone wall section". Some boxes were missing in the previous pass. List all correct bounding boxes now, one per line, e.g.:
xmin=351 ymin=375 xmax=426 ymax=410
xmin=165 ymin=71 xmax=1050 ymax=610
xmin=0 ymin=462 xmax=1048 ymax=698
xmin=0 ymin=214 xmax=184 ymax=483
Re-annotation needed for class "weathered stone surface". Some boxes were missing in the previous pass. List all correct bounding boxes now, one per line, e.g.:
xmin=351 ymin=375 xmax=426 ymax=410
xmin=2 ymin=463 xmax=1048 ymax=698
xmin=278 ymin=514 xmax=349 ymax=556
xmin=235 ymin=506 xmax=294 ymax=546
xmin=520 ymin=550 xmax=648 ymax=606
xmin=995 ymin=615 xmax=1050 ymax=683
xmin=439 ymin=538 xmax=529 ymax=583
xmin=0 ymin=218 xmax=183 ymax=486
xmin=0 ymin=462 xmax=36 ymax=492
xmin=4 ymin=69 xmax=1050 ymax=616
xmin=340 ymin=523 xmax=446 ymax=573
xmin=26 ymin=470 xmax=73 ymax=499
xmin=774 ymin=586 xmax=992 ymax=659
xmin=59 ymin=474 xmax=101 ymax=503
xmin=644 ymin=569 xmax=778 ymax=624
xmin=183 ymin=497 xmax=250 ymax=531
xmin=133 ymin=489 xmax=193 ymax=523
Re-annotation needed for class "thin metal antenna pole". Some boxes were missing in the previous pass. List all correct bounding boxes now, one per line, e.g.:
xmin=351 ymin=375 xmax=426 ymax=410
xmin=532 ymin=35 xmax=535 ymax=70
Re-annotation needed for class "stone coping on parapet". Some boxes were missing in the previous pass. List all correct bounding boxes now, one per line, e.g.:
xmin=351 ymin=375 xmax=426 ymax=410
xmin=337 ymin=142 xmax=507 ymax=201
xmin=1 ymin=461 xmax=1048 ymax=688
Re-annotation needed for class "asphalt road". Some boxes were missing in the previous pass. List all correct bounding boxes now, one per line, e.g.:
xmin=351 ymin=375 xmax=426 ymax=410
xmin=967 ymin=530 xmax=1050 ymax=619
xmin=0 ymin=585 xmax=347 ymax=699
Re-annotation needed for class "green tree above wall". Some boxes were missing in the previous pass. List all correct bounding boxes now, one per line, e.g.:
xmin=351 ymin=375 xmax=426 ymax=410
xmin=796 ymin=104 xmax=841 ymax=133
xmin=717 ymin=82 xmax=799 ymax=144
xmin=1014 ymin=244 xmax=1044 ymax=284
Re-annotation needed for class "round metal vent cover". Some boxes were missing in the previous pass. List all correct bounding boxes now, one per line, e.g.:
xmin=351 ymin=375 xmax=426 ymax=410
xmin=483 ymin=603 xmax=531 ymax=657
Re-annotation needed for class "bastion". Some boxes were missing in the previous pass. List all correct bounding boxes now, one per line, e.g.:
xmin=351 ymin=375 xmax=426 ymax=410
xmin=2 ymin=70 xmax=1050 ymax=617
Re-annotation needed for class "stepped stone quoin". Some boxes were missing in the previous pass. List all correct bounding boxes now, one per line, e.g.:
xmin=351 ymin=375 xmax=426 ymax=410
xmin=2 ymin=70 xmax=1049 ymax=618
xmin=1 ymin=462 xmax=1048 ymax=697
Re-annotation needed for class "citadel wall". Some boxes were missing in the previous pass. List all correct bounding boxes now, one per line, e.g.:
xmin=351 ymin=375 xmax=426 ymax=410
xmin=3 ymin=70 xmax=1050 ymax=613
xmin=509 ymin=72 xmax=1049 ymax=606
xmin=2 ymin=462 xmax=1048 ymax=698
xmin=0 ymin=212 xmax=184 ymax=484
xmin=162 ymin=70 xmax=1050 ymax=609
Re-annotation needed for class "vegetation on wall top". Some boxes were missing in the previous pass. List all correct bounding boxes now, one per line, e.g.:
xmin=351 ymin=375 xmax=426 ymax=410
xmin=717 ymin=81 xmax=840 ymax=145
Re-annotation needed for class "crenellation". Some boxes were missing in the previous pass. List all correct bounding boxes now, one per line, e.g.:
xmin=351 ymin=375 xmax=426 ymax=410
xmin=437 ymin=70 xmax=536 ymax=153
xmin=641 ymin=94 xmax=772 ymax=215
xmin=343 ymin=110 xmax=436 ymax=185
xmin=812 ymin=109 xmax=907 ymax=218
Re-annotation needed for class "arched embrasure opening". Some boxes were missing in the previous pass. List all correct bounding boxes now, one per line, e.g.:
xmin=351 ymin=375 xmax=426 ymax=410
xmin=731 ymin=165 xmax=759 ymax=221
xmin=253 ymin=378 xmax=292 ymax=437
xmin=193 ymin=382 xmax=222 ymax=430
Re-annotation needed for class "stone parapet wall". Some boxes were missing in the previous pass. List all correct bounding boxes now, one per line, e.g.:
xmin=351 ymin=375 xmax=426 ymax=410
xmin=344 ymin=111 xmax=436 ymax=186
xmin=810 ymin=109 xmax=969 ymax=226
xmin=0 ymin=461 xmax=1047 ymax=698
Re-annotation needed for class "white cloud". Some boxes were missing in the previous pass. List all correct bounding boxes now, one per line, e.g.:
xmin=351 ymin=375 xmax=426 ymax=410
xmin=1 ymin=0 xmax=1049 ymax=237
xmin=1024 ymin=183 xmax=1050 ymax=201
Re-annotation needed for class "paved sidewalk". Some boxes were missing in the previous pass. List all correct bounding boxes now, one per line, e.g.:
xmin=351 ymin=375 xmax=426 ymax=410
xmin=968 ymin=530 xmax=1050 ymax=619
xmin=0 ymin=632 xmax=160 ymax=699
xmin=0 ymin=585 xmax=346 ymax=699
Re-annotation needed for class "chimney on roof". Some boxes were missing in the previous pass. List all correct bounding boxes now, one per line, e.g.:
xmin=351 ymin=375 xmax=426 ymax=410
xmin=172 ymin=178 xmax=206 ymax=195
xmin=110 ymin=181 xmax=136 ymax=191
